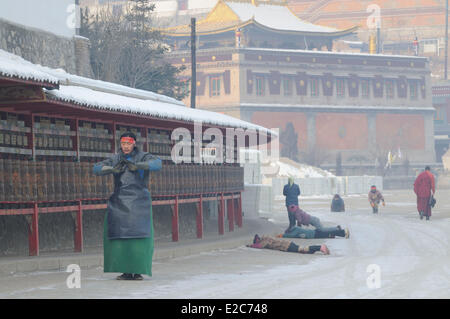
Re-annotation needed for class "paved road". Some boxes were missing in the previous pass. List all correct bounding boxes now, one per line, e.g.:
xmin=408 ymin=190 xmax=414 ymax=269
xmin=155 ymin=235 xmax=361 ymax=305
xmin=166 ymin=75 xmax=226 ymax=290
xmin=0 ymin=189 xmax=449 ymax=299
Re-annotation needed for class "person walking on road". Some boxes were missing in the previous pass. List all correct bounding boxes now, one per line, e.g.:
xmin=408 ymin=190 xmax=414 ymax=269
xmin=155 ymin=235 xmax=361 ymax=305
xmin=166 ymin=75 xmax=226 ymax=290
xmin=414 ymin=166 xmax=435 ymax=221
xmin=283 ymin=177 xmax=301 ymax=229
xmin=368 ymin=185 xmax=385 ymax=214
xmin=247 ymin=234 xmax=330 ymax=255
xmin=93 ymin=132 xmax=162 ymax=280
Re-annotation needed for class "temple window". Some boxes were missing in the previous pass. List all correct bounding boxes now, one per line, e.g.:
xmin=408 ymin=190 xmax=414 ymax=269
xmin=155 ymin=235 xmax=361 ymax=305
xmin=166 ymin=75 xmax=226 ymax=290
xmin=409 ymin=81 xmax=418 ymax=100
xmin=210 ymin=76 xmax=221 ymax=97
xmin=386 ymin=80 xmax=395 ymax=99
xmin=256 ymin=76 xmax=265 ymax=96
xmin=283 ymin=77 xmax=293 ymax=96
xmin=434 ymin=106 xmax=446 ymax=123
xmin=310 ymin=77 xmax=319 ymax=97
xmin=336 ymin=78 xmax=345 ymax=97
xmin=361 ymin=79 xmax=370 ymax=98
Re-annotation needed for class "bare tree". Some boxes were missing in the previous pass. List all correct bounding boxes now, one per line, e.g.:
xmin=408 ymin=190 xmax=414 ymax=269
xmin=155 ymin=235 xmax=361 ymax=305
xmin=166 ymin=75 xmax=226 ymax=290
xmin=279 ymin=122 xmax=299 ymax=162
xmin=80 ymin=0 xmax=188 ymax=100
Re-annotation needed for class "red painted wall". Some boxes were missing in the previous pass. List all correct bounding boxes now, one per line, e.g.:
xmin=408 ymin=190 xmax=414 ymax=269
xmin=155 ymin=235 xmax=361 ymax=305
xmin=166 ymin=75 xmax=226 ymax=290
xmin=251 ymin=111 xmax=308 ymax=150
xmin=376 ymin=114 xmax=425 ymax=150
xmin=316 ymin=113 xmax=368 ymax=150
xmin=251 ymin=110 xmax=426 ymax=155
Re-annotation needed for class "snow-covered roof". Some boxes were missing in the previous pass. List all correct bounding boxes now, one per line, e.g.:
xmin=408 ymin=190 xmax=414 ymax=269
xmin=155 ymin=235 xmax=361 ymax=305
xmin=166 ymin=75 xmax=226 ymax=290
xmin=226 ymin=1 xmax=338 ymax=33
xmin=41 ymin=66 xmax=183 ymax=106
xmin=0 ymin=50 xmax=59 ymax=86
xmin=162 ymin=0 xmax=355 ymax=36
xmin=0 ymin=48 xmax=274 ymax=135
xmin=45 ymin=85 xmax=273 ymax=133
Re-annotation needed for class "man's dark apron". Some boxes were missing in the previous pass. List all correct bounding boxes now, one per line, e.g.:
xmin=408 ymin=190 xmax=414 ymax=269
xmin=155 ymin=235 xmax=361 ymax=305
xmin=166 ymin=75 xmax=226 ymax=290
xmin=107 ymin=149 xmax=152 ymax=239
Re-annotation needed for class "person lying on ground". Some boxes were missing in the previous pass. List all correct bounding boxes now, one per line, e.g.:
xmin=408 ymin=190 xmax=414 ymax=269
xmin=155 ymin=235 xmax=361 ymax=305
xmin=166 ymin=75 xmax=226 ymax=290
xmin=286 ymin=204 xmax=346 ymax=234
xmin=247 ymin=234 xmax=330 ymax=255
xmin=277 ymin=226 xmax=349 ymax=239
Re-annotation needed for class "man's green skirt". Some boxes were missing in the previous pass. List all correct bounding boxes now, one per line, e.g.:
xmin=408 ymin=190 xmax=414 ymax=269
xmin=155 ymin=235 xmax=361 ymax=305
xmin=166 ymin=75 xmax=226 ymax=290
xmin=103 ymin=211 xmax=154 ymax=276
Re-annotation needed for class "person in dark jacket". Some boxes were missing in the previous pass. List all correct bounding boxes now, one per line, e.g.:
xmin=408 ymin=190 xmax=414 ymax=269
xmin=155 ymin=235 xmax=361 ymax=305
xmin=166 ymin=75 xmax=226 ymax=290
xmin=368 ymin=185 xmax=385 ymax=214
xmin=93 ymin=132 xmax=162 ymax=280
xmin=283 ymin=177 xmax=301 ymax=228
xmin=331 ymin=194 xmax=345 ymax=212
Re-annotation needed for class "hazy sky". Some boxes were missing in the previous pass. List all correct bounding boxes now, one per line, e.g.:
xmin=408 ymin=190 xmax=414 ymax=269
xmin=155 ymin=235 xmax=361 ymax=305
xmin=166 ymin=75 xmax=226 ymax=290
xmin=0 ymin=0 xmax=76 ymax=38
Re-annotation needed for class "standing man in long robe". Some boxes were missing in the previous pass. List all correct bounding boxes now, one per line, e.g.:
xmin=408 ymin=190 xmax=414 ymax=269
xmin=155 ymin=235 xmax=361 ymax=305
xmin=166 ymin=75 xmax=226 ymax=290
xmin=283 ymin=177 xmax=301 ymax=230
xmin=93 ymin=132 xmax=162 ymax=280
xmin=414 ymin=166 xmax=435 ymax=220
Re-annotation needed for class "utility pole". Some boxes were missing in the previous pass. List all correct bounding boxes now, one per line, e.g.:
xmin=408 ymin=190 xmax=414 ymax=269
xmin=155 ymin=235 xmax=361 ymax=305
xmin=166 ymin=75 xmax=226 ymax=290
xmin=376 ymin=24 xmax=381 ymax=54
xmin=75 ymin=0 xmax=80 ymax=36
xmin=445 ymin=0 xmax=449 ymax=80
xmin=191 ymin=18 xmax=196 ymax=109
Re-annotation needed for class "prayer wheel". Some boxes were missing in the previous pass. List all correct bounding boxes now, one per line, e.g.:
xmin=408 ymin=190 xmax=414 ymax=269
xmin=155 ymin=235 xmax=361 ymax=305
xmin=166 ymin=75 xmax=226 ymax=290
xmin=53 ymin=159 xmax=62 ymax=201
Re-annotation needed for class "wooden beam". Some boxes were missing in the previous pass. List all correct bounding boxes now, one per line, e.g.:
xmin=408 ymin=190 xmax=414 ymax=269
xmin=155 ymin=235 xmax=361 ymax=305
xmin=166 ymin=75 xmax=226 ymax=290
xmin=0 ymin=85 xmax=46 ymax=104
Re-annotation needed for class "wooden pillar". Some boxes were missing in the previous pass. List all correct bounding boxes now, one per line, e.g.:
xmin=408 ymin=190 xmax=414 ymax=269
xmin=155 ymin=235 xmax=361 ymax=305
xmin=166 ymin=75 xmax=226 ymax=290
xmin=28 ymin=203 xmax=39 ymax=256
xmin=196 ymin=194 xmax=203 ymax=238
xmin=227 ymin=197 xmax=234 ymax=232
xmin=172 ymin=196 xmax=179 ymax=242
xmin=237 ymin=192 xmax=243 ymax=228
xmin=74 ymin=201 xmax=83 ymax=252
xmin=234 ymin=197 xmax=239 ymax=225
xmin=218 ymin=193 xmax=224 ymax=235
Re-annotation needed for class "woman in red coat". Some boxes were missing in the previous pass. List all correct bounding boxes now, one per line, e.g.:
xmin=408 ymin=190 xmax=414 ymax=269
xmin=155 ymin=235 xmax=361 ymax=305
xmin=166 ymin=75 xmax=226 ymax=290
xmin=413 ymin=166 xmax=435 ymax=220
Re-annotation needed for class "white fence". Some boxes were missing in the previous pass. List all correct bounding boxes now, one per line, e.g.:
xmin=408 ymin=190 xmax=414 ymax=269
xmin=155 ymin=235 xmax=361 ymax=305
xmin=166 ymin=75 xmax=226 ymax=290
xmin=272 ymin=176 xmax=383 ymax=197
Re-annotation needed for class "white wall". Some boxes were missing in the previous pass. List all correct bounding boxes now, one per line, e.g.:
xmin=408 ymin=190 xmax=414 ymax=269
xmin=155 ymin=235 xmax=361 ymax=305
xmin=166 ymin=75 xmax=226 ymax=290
xmin=149 ymin=0 xmax=217 ymax=16
xmin=272 ymin=176 xmax=383 ymax=197
xmin=0 ymin=0 xmax=76 ymax=38
xmin=188 ymin=0 xmax=217 ymax=10
xmin=150 ymin=0 xmax=177 ymax=17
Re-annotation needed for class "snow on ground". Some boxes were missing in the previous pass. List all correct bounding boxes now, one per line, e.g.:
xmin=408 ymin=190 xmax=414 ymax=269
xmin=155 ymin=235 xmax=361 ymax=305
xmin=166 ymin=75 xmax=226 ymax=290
xmin=0 ymin=190 xmax=449 ymax=299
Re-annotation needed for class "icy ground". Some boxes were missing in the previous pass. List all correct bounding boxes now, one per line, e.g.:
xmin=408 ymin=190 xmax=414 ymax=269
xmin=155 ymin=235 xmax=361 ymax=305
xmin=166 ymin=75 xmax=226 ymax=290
xmin=0 ymin=189 xmax=449 ymax=299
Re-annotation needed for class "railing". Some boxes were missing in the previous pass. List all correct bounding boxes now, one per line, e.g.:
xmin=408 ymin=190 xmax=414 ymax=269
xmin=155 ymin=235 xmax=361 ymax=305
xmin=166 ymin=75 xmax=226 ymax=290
xmin=0 ymin=160 xmax=244 ymax=256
